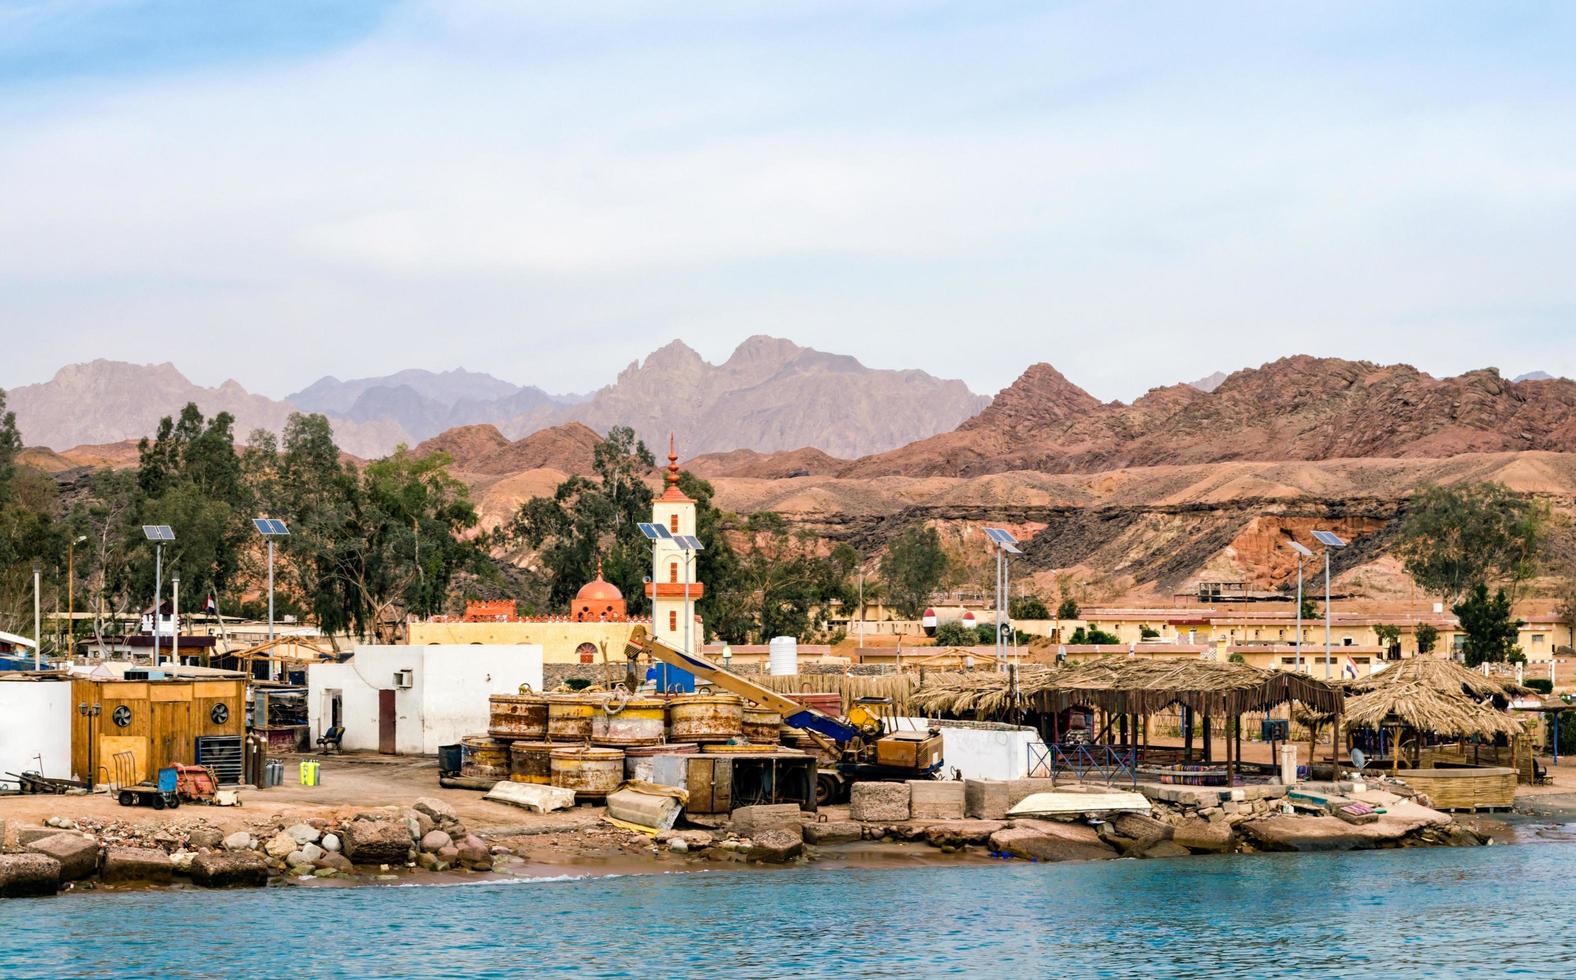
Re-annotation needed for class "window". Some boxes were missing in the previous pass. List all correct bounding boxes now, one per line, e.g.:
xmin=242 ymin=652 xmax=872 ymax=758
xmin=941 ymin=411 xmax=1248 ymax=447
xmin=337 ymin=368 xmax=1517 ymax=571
xmin=669 ymin=610 xmax=677 ymax=631
xmin=1342 ymin=637 xmax=1353 ymax=647
xmin=669 ymin=514 xmax=679 ymax=533
xmin=1532 ymin=634 xmax=1546 ymax=648
xmin=576 ymin=642 xmax=597 ymax=665
xmin=670 ymin=562 xmax=679 ymax=583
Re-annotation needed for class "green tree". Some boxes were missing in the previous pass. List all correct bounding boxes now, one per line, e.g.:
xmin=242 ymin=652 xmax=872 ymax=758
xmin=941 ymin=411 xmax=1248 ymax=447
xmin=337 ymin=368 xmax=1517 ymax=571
xmin=880 ymin=525 xmax=948 ymax=619
xmin=0 ymin=388 xmax=21 ymax=502
xmin=705 ymin=511 xmax=854 ymax=643
xmin=1056 ymin=596 xmax=1080 ymax=620
xmin=1070 ymin=626 xmax=1120 ymax=645
xmin=1300 ymin=595 xmax=1319 ymax=620
xmin=1415 ymin=623 xmax=1439 ymax=655
xmin=1010 ymin=594 xmax=1050 ymax=619
xmin=1396 ymin=483 xmax=1544 ymax=604
xmin=932 ymin=620 xmax=975 ymax=646
xmin=1452 ymin=583 xmax=1524 ymax=667
xmin=1374 ymin=624 xmax=1401 ymax=657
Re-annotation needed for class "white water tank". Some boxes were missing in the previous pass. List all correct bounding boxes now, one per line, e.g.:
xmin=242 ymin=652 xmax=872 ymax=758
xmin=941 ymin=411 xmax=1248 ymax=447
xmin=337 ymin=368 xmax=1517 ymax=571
xmin=768 ymin=636 xmax=798 ymax=676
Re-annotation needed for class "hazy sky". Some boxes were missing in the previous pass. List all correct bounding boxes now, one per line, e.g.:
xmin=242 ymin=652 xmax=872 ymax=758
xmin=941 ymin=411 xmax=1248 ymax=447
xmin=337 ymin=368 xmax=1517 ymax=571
xmin=1 ymin=1 xmax=1572 ymax=403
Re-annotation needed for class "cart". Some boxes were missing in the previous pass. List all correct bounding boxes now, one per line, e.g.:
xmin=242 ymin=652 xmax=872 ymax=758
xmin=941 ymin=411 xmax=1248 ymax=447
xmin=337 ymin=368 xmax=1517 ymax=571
xmin=117 ymin=766 xmax=181 ymax=810
xmin=173 ymin=763 xmax=220 ymax=803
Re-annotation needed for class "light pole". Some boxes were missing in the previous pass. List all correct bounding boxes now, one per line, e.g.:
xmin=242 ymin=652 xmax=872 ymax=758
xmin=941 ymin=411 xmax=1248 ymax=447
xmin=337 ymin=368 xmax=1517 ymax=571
xmin=1285 ymin=540 xmax=1313 ymax=673
xmin=67 ymin=534 xmax=86 ymax=659
xmin=253 ymin=518 xmax=291 ymax=679
xmin=984 ymin=529 xmax=1022 ymax=671
xmin=637 ymin=521 xmax=674 ymax=645
xmin=32 ymin=560 xmax=42 ymax=670
xmin=857 ymin=572 xmax=864 ymax=650
xmin=1312 ymin=530 xmax=1348 ymax=681
xmin=171 ymin=573 xmax=180 ymax=667
xmin=675 ymin=534 xmax=704 ymax=654
xmin=141 ymin=525 xmax=173 ymax=666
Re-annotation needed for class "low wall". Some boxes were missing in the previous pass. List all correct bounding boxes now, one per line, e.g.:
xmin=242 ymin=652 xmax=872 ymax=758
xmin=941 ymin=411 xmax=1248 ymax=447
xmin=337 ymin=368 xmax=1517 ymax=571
xmin=890 ymin=716 xmax=1038 ymax=781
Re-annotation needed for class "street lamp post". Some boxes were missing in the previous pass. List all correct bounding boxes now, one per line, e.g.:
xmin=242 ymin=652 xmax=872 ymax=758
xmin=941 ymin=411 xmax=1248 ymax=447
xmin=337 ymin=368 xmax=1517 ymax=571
xmin=67 ymin=534 xmax=86 ymax=659
xmin=1312 ymin=531 xmax=1348 ymax=681
xmin=984 ymin=529 xmax=1022 ymax=672
xmin=171 ymin=573 xmax=180 ymax=667
xmin=252 ymin=519 xmax=291 ymax=680
xmin=142 ymin=526 xmax=173 ymax=666
xmin=676 ymin=535 xmax=704 ymax=654
xmin=1285 ymin=540 xmax=1314 ymax=674
xmin=32 ymin=560 xmax=42 ymax=670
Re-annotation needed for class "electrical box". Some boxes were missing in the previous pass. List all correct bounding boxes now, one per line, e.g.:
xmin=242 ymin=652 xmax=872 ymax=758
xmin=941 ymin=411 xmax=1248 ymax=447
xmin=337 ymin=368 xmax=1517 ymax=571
xmin=393 ymin=669 xmax=414 ymax=689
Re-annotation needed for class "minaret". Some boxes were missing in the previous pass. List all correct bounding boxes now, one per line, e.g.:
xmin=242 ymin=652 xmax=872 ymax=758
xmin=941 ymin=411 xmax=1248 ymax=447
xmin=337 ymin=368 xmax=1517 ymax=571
xmin=647 ymin=435 xmax=704 ymax=649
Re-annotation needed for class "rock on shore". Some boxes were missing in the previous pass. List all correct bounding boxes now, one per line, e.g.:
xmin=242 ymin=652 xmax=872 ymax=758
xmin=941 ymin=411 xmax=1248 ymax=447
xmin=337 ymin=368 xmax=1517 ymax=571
xmin=0 ymin=854 xmax=62 ymax=897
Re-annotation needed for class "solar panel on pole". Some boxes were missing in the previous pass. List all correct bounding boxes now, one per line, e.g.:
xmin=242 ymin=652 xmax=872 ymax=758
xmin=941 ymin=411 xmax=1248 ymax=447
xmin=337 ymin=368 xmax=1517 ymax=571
xmin=1285 ymin=540 xmax=1313 ymax=557
xmin=1311 ymin=530 xmax=1347 ymax=548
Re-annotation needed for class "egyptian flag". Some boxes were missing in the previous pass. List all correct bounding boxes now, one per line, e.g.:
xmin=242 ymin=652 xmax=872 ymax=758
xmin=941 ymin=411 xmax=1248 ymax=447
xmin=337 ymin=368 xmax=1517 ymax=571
xmin=1343 ymin=655 xmax=1360 ymax=680
xmin=203 ymin=593 xmax=218 ymax=616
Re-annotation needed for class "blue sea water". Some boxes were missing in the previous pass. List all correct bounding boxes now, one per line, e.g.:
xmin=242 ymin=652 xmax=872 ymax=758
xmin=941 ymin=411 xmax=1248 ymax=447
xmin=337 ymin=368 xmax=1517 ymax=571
xmin=1 ymin=843 xmax=1570 ymax=979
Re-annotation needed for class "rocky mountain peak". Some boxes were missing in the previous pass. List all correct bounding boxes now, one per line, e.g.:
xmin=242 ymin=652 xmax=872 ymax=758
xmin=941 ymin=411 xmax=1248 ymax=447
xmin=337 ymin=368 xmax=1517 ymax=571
xmin=961 ymin=363 xmax=1101 ymax=434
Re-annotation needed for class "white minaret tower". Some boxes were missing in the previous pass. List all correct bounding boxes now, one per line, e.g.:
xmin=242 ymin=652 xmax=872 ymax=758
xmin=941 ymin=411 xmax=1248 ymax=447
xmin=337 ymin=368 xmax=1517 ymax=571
xmin=647 ymin=435 xmax=703 ymax=649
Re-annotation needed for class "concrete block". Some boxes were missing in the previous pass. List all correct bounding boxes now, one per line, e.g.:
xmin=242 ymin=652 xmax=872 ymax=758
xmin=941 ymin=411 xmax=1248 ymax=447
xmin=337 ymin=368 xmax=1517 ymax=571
xmin=1006 ymin=778 xmax=1057 ymax=808
xmin=16 ymin=826 xmax=82 ymax=846
xmin=850 ymin=782 xmax=910 ymax=822
xmin=748 ymin=829 xmax=804 ymax=864
xmin=964 ymin=779 xmax=1010 ymax=820
xmin=25 ymin=833 xmax=99 ymax=881
xmin=729 ymin=804 xmax=804 ymax=836
xmin=908 ymin=780 xmax=966 ymax=820
xmin=607 ymin=787 xmax=683 ymax=833
xmin=0 ymin=854 xmax=60 ymax=897
xmin=189 ymin=851 xmax=270 ymax=888
xmin=804 ymin=821 xmax=862 ymax=846
xmin=101 ymin=847 xmax=174 ymax=885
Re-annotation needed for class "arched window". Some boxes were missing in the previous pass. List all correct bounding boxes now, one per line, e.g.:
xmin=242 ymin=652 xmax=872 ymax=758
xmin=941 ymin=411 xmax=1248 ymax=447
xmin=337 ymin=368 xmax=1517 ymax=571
xmin=576 ymin=642 xmax=597 ymax=664
xmin=670 ymin=561 xmax=679 ymax=583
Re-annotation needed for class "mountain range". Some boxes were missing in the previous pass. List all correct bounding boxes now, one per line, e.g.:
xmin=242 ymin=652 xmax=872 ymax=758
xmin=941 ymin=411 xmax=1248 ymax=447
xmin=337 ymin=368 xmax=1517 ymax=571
xmin=5 ymin=336 xmax=986 ymax=460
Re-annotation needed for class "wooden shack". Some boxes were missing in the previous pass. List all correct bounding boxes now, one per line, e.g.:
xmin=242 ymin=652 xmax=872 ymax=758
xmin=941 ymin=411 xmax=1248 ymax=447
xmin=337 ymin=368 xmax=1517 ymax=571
xmin=70 ymin=676 xmax=245 ymax=786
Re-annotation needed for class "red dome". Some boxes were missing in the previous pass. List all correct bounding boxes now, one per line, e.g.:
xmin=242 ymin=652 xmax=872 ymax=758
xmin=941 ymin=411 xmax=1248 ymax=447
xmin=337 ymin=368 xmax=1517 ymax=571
xmin=576 ymin=572 xmax=623 ymax=602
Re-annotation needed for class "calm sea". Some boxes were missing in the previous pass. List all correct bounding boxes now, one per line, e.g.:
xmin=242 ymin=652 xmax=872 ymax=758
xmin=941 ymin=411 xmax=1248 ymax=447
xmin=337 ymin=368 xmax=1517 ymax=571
xmin=1 ymin=843 xmax=1570 ymax=978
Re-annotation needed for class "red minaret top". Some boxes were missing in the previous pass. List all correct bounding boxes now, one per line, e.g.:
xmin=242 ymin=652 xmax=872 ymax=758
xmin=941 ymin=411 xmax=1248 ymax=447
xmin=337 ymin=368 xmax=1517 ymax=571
xmin=660 ymin=432 xmax=692 ymax=502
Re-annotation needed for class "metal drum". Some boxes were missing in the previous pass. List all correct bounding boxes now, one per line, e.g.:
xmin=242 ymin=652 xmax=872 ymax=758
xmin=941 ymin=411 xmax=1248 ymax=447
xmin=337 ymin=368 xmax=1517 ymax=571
xmin=623 ymin=743 xmax=699 ymax=782
xmin=701 ymin=742 xmax=772 ymax=754
xmin=489 ymin=693 xmax=549 ymax=741
xmin=550 ymin=746 xmax=626 ymax=799
xmin=668 ymin=694 xmax=744 ymax=743
xmin=508 ymin=741 xmax=556 ymax=784
xmin=547 ymin=695 xmax=598 ymax=742
xmin=460 ymin=734 xmax=510 ymax=781
xmin=742 ymin=706 xmax=782 ymax=745
xmin=591 ymin=696 xmax=667 ymax=746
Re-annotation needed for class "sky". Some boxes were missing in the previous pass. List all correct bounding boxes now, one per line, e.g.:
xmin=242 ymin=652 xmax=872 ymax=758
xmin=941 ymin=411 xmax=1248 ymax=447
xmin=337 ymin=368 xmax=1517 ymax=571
xmin=1 ymin=0 xmax=1573 ymax=403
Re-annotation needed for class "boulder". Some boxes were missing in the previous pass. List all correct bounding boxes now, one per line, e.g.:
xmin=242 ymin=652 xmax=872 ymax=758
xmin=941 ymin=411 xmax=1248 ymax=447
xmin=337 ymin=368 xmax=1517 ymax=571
xmin=16 ymin=826 xmax=77 ymax=846
xmin=457 ymin=838 xmax=492 ymax=870
xmin=321 ymin=833 xmax=341 ymax=853
xmin=1137 ymin=840 xmax=1193 ymax=860
xmin=850 ymin=782 xmax=910 ymax=822
xmin=1111 ymin=813 xmax=1173 ymax=845
xmin=25 ymin=833 xmax=100 ymax=881
xmin=437 ymin=845 xmax=460 ymax=866
xmin=415 ymin=852 xmax=444 ymax=872
xmin=102 ymin=847 xmax=175 ymax=884
xmin=420 ymin=830 xmax=453 ymax=854
xmin=908 ymin=781 xmax=966 ymax=820
xmin=731 ymin=804 xmax=805 ymax=837
xmin=169 ymin=850 xmax=197 ymax=873
xmin=964 ymin=779 xmax=1011 ymax=820
xmin=187 ymin=827 xmax=224 ymax=851
xmin=263 ymin=833 xmax=297 ymax=860
xmin=1172 ymin=817 xmax=1236 ymax=854
xmin=988 ymin=822 xmax=1117 ymax=862
xmin=299 ymin=842 xmax=326 ymax=863
xmin=922 ymin=820 xmax=1006 ymax=848
xmin=286 ymin=823 xmax=321 ymax=846
xmin=222 ymin=832 xmax=254 ymax=852
xmin=804 ymin=821 xmax=863 ymax=846
xmin=413 ymin=797 xmax=457 ymax=822
xmin=319 ymin=853 xmax=354 ymax=873
xmin=656 ymin=830 xmax=714 ymax=849
xmin=190 ymin=851 xmax=271 ymax=888
xmin=0 ymin=854 xmax=60 ymax=897
xmin=748 ymin=829 xmax=804 ymax=864
xmin=341 ymin=819 xmax=412 ymax=865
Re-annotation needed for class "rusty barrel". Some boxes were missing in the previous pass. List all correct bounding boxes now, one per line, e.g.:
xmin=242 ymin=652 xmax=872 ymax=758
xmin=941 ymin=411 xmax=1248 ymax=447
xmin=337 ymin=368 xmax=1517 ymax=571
xmin=488 ymin=693 xmax=549 ymax=741
xmin=667 ymin=693 xmax=744 ymax=743
xmin=742 ymin=706 xmax=782 ymax=745
xmin=508 ymin=741 xmax=556 ymax=784
xmin=623 ymin=742 xmax=699 ymax=782
xmin=550 ymin=746 xmax=626 ymax=799
xmin=546 ymin=695 xmax=598 ymax=742
xmin=460 ymin=734 xmax=510 ymax=780
xmin=590 ymin=696 xmax=668 ymax=746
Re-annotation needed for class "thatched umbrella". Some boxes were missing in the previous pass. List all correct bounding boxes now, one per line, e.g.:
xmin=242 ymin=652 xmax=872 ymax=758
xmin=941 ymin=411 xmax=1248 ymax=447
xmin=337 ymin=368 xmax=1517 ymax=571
xmin=1349 ymin=657 xmax=1530 ymax=702
xmin=1344 ymin=661 xmax=1529 ymax=774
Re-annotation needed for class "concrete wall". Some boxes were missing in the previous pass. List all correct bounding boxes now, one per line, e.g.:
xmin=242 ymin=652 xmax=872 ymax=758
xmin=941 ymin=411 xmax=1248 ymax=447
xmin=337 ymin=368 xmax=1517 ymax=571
xmin=308 ymin=645 xmax=544 ymax=755
xmin=0 ymin=680 xmax=73 ymax=781
xmin=890 ymin=716 xmax=1038 ymax=781
xmin=407 ymin=620 xmax=641 ymax=665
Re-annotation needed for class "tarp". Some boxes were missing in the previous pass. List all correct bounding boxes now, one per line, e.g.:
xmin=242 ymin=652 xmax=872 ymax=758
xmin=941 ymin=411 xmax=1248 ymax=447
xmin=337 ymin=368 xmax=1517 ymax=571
xmin=1007 ymin=790 xmax=1152 ymax=819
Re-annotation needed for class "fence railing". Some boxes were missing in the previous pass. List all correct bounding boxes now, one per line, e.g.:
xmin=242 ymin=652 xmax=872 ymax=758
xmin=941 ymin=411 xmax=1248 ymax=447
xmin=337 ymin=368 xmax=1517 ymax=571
xmin=1028 ymin=741 xmax=1137 ymax=787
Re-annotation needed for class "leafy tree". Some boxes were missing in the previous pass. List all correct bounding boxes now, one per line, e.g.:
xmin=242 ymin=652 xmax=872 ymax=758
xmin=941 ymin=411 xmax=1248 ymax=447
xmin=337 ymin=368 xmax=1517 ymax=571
xmin=932 ymin=620 xmax=975 ymax=646
xmin=1374 ymin=624 xmax=1402 ymax=657
xmin=1452 ymin=583 xmax=1524 ymax=667
xmin=1140 ymin=625 xmax=1160 ymax=640
xmin=0 ymin=388 xmax=20 ymax=502
xmin=1009 ymin=594 xmax=1050 ymax=619
xmin=704 ymin=511 xmax=855 ymax=643
xmin=1415 ymin=623 xmax=1439 ymax=655
xmin=1396 ymin=483 xmax=1544 ymax=604
xmin=1070 ymin=626 xmax=1120 ymax=645
xmin=1056 ymin=596 xmax=1080 ymax=620
xmin=880 ymin=525 xmax=948 ymax=619
xmin=1300 ymin=595 xmax=1319 ymax=620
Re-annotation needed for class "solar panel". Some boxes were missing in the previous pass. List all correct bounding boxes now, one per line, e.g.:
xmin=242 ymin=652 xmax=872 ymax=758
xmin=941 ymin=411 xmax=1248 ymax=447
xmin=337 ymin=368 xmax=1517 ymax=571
xmin=677 ymin=535 xmax=705 ymax=551
xmin=1311 ymin=530 xmax=1347 ymax=548
xmin=984 ymin=527 xmax=1019 ymax=547
xmin=252 ymin=519 xmax=272 ymax=534
xmin=269 ymin=519 xmax=290 ymax=535
xmin=651 ymin=524 xmax=672 ymax=540
xmin=637 ymin=523 xmax=659 ymax=540
xmin=142 ymin=525 xmax=174 ymax=541
xmin=1284 ymin=540 xmax=1313 ymax=557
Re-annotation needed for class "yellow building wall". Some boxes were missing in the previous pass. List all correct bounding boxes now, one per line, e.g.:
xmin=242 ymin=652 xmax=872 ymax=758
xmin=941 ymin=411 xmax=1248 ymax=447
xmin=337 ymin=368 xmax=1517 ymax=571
xmin=406 ymin=621 xmax=641 ymax=665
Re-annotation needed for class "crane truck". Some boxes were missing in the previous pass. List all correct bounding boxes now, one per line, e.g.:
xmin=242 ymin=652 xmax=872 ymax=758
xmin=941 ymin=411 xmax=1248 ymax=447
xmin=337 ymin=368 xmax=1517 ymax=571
xmin=624 ymin=626 xmax=943 ymax=804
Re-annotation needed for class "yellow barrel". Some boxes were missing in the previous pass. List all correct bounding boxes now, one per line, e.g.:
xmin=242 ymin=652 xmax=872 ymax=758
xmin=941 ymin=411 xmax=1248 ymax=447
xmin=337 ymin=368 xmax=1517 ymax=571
xmin=668 ymin=694 xmax=744 ymax=743
xmin=550 ymin=746 xmax=626 ymax=799
xmin=742 ymin=706 xmax=782 ymax=745
xmin=460 ymin=734 xmax=510 ymax=780
xmin=546 ymin=695 xmax=598 ymax=742
xmin=590 ymin=696 xmax=668 ymax=746
xmin=489 ymin=693 xmax=549 ymax=741
xmin=508 ymin=741 xmax=556 ymax=784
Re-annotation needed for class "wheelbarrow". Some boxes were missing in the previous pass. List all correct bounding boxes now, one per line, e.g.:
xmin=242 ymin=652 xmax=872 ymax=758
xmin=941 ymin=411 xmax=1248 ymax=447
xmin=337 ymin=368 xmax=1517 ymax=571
xmin=117 ymin=766 xmax=181 ymax=810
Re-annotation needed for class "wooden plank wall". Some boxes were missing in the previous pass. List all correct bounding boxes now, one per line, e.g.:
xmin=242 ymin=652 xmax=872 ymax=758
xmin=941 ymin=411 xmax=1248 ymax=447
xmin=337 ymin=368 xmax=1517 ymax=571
xmin=71 ymin=678 xmax=246 ymax=785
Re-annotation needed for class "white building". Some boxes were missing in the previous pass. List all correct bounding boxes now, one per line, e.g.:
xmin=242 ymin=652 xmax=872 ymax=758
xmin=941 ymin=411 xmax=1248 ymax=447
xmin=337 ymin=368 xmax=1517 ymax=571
xmin=0 ymin=677 xmax=73 ymax=783
xmin=307 ymin=645 xmax=544 ymax=755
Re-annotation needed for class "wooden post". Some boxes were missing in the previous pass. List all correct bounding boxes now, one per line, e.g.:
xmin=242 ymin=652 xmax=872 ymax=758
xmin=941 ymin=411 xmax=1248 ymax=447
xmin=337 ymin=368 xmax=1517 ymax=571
xmin=1203 ymin=714 xmax=1213 ymax=764
xmin=1234 ymin=714 xmax=1243 ymax=780
xmin=1183 ymin=706 xmax=1194 ymax=762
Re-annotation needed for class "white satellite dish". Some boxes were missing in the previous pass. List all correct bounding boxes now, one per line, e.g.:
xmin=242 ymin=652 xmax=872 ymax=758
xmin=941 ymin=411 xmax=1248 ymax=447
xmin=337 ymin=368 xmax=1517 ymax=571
xmin=1349 ymin=748 xmax=1367 ymax=771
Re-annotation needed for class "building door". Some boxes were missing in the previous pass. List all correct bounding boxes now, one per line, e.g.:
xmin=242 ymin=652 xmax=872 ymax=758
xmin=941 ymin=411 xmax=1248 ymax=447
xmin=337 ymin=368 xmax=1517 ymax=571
xmin=378 ymin=689 xmax=397 ymax=754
